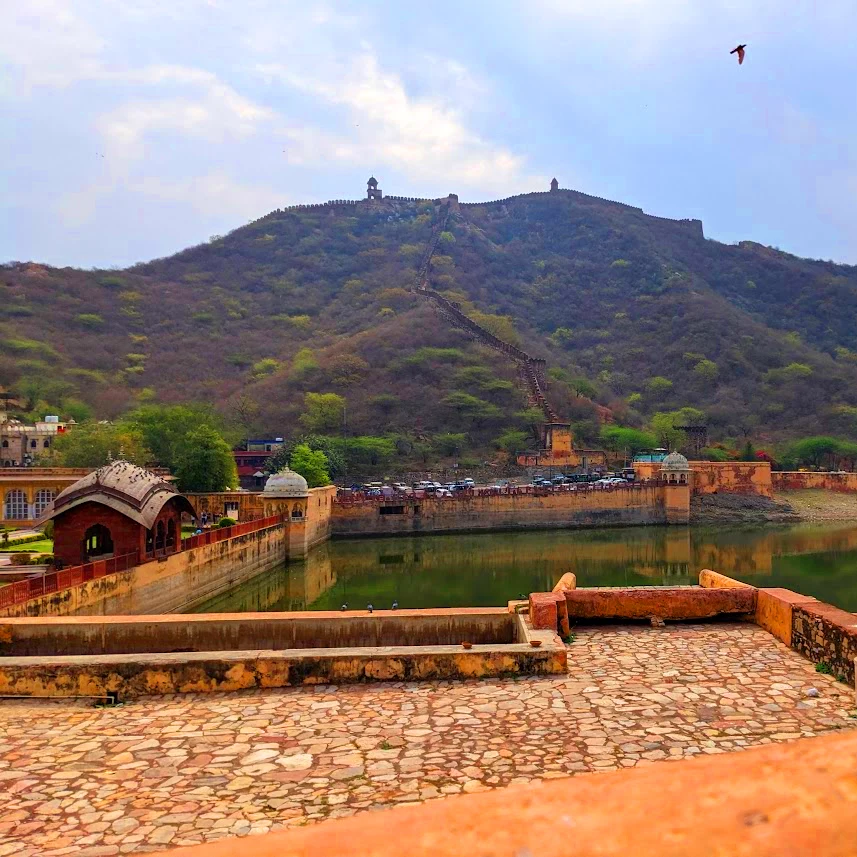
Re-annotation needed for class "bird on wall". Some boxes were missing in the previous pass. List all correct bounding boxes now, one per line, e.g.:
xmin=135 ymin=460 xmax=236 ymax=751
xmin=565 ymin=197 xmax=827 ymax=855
xmin=730 ymin=44 xmax=747 ymax=65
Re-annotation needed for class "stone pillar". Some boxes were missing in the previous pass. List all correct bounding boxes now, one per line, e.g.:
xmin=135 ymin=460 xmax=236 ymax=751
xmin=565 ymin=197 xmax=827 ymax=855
xmin=663 ymin=478 xmax=691 ymax=524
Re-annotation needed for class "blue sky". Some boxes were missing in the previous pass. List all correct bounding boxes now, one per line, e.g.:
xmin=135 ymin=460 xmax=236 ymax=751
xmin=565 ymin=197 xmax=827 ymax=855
xmin=4 ymin=0 xmax=857 ymax=268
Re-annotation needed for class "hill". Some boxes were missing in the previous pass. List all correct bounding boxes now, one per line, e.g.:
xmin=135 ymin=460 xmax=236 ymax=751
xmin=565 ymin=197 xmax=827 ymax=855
xmin=4 ymin=184 xmax=857 ymax=464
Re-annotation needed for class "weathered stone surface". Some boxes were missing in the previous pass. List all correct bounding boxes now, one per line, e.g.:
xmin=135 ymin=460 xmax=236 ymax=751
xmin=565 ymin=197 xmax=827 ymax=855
xmin=792 ymin=601 xmax=857 ymax=685
xmin=0 ymin=623 xmax=851 ymax=856
xmin=698 ymin=569 xmax=754 ymax=590
xmin=755 ymin=588 xmax=818 ymax=647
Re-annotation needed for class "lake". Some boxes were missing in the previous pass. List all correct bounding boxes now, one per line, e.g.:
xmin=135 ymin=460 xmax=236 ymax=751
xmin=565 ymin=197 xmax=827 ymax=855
xmin=189 ymin=523 xmax=857 ymax=614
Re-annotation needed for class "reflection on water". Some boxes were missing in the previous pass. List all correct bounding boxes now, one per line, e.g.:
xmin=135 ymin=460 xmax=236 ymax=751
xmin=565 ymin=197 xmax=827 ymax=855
xmin=188 ymin=523 xmax=857 ymax=614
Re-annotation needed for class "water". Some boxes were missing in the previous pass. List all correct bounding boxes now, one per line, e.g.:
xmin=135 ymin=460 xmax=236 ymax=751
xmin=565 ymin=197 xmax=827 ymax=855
xmin=189 ymin=523 xmax=857 ymax=614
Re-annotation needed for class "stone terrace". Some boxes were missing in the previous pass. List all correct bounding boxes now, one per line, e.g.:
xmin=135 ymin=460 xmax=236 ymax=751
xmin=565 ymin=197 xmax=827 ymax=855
xmin=0 ymin=623 xmax=854 ymax=856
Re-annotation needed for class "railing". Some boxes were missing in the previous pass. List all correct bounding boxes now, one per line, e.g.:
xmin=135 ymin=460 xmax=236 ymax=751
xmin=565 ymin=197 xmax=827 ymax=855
xmin=180 ymin=513 xmax=283 ymax=550
xmin=0 ymin=550 xmax=140 ymax=610
xmin=0 ymin=514 xmax=286 ymax=610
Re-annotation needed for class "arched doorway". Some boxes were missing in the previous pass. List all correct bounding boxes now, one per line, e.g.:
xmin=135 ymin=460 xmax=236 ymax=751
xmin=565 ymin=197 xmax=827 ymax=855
xmin=155 ymin=520 xmax=165 ymax=552
xmin=83 ymin=524 xmax=114 ymax=561
xmin=166 ymin=518 xmax=176 ymax=550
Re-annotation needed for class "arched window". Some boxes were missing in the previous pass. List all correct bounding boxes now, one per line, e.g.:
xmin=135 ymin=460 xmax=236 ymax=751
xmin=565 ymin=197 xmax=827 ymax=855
xmin=166 ymin=518 xmax=176 ymax=549
xmin=146 ymin=528 xmax=154 ymax=555
xmin=155 ymin=520 xmax=165 ymax=551
xmin=4 ymin=490 xmax=28 ymax=520
xmin=83 ymin=524 xmax=114 ymax=559
xmin=29 ymin=439 xmax=37 ymax=449
xmin=34 ymin=489 xmax=55 ymax=517
xmin=43 ymin=439 xmax=50 ymax=449
xmin=1 ymin=439 xmax=8 ymax=448
xmin=291 ymin=506 xmax=303 ymax=520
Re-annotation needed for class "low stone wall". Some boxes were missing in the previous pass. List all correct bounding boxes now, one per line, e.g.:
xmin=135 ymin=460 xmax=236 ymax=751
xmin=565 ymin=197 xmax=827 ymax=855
xmin=0 ymin=611 xmax=567 ymax=698
xmin=791 ymin=601 xmax=857 ymax=686
xmin=528 ymin=584 xmax=755 ymax=630
xmin=332 ymin=484 xmax=681 ymax=537
xmin=772 ymin=471 xmax=857 ymax=492
xmin=0 ymin=522 xmax=287 ymax=617
xmin=0 ymin=608 xmax=517 ymax=656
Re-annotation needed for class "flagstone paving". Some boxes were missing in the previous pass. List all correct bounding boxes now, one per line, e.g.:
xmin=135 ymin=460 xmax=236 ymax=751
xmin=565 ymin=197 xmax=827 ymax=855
xmin=0 ymin=623 xmax=854 ymax=855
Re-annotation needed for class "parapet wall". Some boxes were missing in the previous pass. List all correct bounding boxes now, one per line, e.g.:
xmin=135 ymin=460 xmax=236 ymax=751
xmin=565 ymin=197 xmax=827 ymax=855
xmin=332 ymin=484 xmax=686 ymax=537
xmin=772 ymin=471 xmax=857 ymax=492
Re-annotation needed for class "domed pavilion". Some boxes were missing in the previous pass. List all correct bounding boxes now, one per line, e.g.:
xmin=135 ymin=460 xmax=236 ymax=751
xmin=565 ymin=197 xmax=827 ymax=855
xmin=261 ymin=467 xmax=309 ymax=519
xmin=42 ymin=460 xmax=196 ymax=568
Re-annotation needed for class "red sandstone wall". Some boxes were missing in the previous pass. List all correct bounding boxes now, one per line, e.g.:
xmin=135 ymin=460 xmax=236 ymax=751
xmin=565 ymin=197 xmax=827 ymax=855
xmin=53 ymin=502 xmax=146 ymax=566
xmin=772 ymin=471 xmax=857 ymax=492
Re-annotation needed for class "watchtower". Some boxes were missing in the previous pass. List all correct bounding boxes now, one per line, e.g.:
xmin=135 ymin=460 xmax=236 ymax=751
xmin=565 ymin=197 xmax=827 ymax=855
xmin=367 ymin=176 xmax=382 ymax=200
xmin=550 ymin=178 xmax=559 ymax=193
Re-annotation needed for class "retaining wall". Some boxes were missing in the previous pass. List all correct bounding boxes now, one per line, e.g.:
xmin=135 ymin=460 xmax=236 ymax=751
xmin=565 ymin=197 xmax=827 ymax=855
xmin=332 ymin=485 xmax=681 ymax=537
xmin=772 ymin=471 xmax=857 ymax=492
xmin=0 ymin=523 xmax=287 ymax=617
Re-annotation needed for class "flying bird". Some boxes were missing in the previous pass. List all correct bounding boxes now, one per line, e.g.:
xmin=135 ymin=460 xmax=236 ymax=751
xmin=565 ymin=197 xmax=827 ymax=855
xmin=730 ymin=44 xmax=746 ymax=65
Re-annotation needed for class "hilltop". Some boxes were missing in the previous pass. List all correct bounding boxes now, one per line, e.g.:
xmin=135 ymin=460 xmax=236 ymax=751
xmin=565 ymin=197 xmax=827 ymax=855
xmin=4 ymin=183 xmax=857 ymax=460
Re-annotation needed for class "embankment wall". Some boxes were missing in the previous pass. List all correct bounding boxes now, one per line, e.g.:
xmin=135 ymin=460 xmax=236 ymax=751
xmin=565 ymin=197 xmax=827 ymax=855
xmin=0 ymin=523 xmax=286 ymax=618
xmin=332 ymin=485 xmax=687 ymax=537
xmin=772 ymin=472 xmax=857 ymax=492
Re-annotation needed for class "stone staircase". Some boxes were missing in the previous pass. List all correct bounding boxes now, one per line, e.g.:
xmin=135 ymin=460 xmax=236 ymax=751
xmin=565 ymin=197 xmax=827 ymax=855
xmin=413 ymin=203 xmax=560 ymax=424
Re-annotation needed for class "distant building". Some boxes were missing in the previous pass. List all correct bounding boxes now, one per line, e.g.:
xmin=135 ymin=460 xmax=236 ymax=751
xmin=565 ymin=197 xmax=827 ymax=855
xmin=517 ymin=422 xmax=607 ymax=470
xmin=550 ymin=178 xmax=559 ymax=192
xmin=234 ymin=438 xmax=285 ymax=489
xmin=367 ymin=176 xmax=382 ymax=200
xmin=41 ymin=460 xmax=195 ymax=568
xmin=1 ymin=415 xmax=73 ymax=467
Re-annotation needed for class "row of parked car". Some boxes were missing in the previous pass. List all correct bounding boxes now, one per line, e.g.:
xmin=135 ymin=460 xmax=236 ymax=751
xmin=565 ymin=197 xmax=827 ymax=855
xmin=341 ymin=478 xmax=477 ymax=498
xmin=530 ymin=471 xmax=635 ymax=489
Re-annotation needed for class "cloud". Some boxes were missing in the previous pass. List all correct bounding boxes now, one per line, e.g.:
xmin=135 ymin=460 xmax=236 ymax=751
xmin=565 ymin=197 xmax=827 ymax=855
xmin=258 ymin=53 xmax=540 ymax=193
xmin=129 ymin=173 xmax=286 ymax=220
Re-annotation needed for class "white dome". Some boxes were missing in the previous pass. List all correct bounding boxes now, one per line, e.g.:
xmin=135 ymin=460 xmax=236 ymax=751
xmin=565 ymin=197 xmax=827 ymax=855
xmin=661 ymin=451 xmax=690 ymax=470
xmin=262 ymin=467 xmax=309 ymax=498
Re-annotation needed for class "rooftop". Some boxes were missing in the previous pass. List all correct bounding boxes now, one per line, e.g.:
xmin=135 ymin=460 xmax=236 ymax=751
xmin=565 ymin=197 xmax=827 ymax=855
xmin=0 ymin=622 xmax=851 ymax=854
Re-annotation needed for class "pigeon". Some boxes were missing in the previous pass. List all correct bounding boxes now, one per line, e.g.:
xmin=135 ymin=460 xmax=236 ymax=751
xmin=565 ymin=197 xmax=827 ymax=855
xmin=340 ymin=603 xmax=348 ymax=611
xmin=391 ymin=601 xmax=399 ymax=610
xmin=730 ymin=44 xmax=746 ymax=65
xmin=367 ymin=603 xmax=374 ymax=613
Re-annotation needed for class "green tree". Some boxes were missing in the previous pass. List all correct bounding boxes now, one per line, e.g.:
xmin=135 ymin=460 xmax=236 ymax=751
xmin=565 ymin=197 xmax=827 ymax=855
xmin=693 ymin=359 xmax=719 ymax=382
xmin=299 ymin=393 xmax=346 ymax=434
xmin=494 ymin=429 xmax=529 ymax=456
xmin=290 ymin=443 xmax=330 ymax=487
xmin=645 ymin=376 xmax=673 ymax=399
xmin=650 ymin=413 xmax=687 ymax=451
xmin=432 ymin=433 xmax=468 ymax=456
xmin=599 ymin=426 xmax=658 ymax=455
xmin=266 ymin=435 xmax=346 ymax=480
xmin=124 ymin=404 xmax=233 ymax=471
xmin=441 ymin=392 xmax=501 ymax=428
xmin=52 ymin=422 xmax=151 ymax=468
xmin=570 ymin=377 xmax=599 ymax=399
xmin=174 ymin=425 xmax=238 ymax=491
xmin=785 ymin=436 xmax=842 ymax=469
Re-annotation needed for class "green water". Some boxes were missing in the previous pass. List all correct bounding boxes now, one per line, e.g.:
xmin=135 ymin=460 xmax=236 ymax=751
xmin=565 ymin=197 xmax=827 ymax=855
xmin=189 ymin=523 xmax=857 ymax=614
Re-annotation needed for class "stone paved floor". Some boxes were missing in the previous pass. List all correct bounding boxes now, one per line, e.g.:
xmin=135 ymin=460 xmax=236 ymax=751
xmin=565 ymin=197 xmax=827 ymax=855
xmin=0 ymin=623 xmax=855 ymax=856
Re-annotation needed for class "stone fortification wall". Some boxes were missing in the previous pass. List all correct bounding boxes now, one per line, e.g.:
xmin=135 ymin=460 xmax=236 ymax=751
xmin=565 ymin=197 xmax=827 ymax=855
xmin=0 ymin=522 xmax=287 ymax=618
xmin=772 ymin=471 xmax=857 ymax=492
xmin=635 ymin=461 xmax=772 ymax=497
xmin=332 ymin=485 xmax=680 ymax=537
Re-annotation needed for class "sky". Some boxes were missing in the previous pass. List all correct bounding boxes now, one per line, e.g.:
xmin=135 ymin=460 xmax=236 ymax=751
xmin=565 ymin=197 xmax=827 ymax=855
xmin=3 ymin=0 xmax=857 ymax=268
